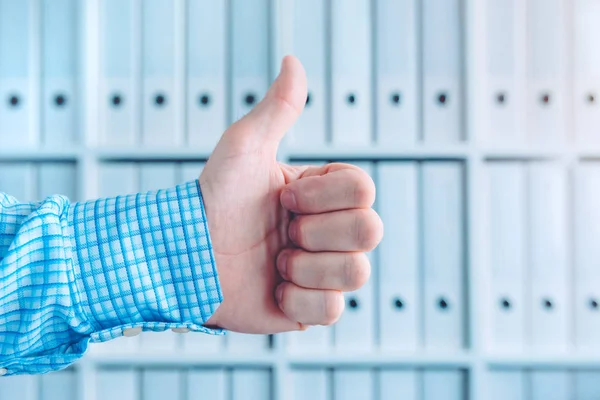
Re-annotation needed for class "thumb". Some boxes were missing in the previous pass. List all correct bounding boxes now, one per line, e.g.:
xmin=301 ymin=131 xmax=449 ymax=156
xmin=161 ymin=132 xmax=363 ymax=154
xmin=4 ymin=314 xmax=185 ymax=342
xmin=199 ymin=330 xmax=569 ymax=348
xmin=229 ymin=55 xmax=307 ymax=148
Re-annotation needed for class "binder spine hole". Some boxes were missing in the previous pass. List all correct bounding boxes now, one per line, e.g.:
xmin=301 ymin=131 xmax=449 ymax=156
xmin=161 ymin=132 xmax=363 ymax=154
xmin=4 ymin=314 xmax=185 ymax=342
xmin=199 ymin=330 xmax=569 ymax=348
xmin=244 ymin=93 xmax=256 ymax=106
xmin=54 ymin=94 xmax=67 ymax=107
xmin=587 ymin=93 xmax=596 ymax=104
xmin=500 ymin=298 xmax=511 ymax=310
xmin=540 ymin=93 xmax=551 ymax=105
xmin=154 ymin=94 xmax=166 ymax=106
xmin=8 ymin=94 xmax=19 ymax=107
xmin=393 ymin=298 xmax=404 ymax=309
xmin=437 ymin=92 xmax=447 ymax=105
xmin=348 ymin=298 xmax=359 ymax=309
xmin=346 ymin=93 xmax=356 ymax=105
xmin=390 ymin=92 xmax=401 ymax=105
xmin=199 ymin=94 xmax=211 ymax=106
xmin=590 ymin=299 xmax=598 ymax=309
xmin=305 ymin=93 xmax=311 ymax=106
xmin=543 ymin=298 xmax=553 ymax=310
xmin=438 ymin=298 xmax=449 ymax=310
xmin=111 ymin=94 xmax=122 ymax=107
xmin=496 ymin=92 xmax=506 ymax=105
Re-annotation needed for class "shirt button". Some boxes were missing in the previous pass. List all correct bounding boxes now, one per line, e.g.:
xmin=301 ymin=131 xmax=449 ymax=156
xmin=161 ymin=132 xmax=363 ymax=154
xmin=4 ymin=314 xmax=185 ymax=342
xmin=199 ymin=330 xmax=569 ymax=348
xmin=172 ymin=327 xmax=190 ymax=334
xmin=0 ymin=368 xmax=8 ymax=376
xmin=123 ymin=327 xmax=142 ymax=337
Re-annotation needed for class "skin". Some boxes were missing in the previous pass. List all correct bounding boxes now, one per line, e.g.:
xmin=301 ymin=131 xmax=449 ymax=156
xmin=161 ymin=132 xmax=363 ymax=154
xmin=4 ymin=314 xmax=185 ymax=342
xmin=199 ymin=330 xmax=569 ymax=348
xmin=200 ymin=55 xmax=383 ymax=334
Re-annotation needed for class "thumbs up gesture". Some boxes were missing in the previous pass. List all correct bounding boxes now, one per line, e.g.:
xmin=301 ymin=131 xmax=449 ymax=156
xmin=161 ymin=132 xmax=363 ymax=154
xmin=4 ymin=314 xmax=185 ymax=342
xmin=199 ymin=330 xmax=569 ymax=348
xmin=200 ymin=56 xmax=383 ymax=334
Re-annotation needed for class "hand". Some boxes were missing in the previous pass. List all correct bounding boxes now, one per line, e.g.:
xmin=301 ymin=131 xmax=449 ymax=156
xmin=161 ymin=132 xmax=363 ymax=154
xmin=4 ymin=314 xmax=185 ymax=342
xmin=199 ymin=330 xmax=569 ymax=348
xmin=200 ymin=55 xmax=383 ymax=334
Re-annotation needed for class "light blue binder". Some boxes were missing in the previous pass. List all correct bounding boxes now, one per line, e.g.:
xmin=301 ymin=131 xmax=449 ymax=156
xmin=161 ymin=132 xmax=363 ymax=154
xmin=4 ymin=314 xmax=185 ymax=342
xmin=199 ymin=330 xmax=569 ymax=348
xmin=187 ymin=0 xmax=227 ymax=149
xmin=100 ymin=0 xmax=136 ymax=146
xmin=0 ymin=0 xmax=34 ymax=146
xmin=42 ymin=0 xmax=78 ymax=146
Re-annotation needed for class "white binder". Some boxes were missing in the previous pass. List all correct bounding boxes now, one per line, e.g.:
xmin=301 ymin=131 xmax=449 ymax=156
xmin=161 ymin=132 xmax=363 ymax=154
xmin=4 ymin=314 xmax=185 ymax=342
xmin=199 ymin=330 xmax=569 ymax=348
xmin=530 ymin=371 xmax=570 ymax=400
xmin=527 ymin=164 xmax=568 ymax=351
xmin=40 ymin=370 xmax=76 ymax=400
xmin=230 ymin=0 xmax=269 ymax=122
xmin=42 ymin=0 xmax=78 ymax=146
xmin=182 ymin=331 xmax=225 ymax=354
xmin=97 ymin=369 xmax=138 ymax=400
xmin=0 ymin=162 xmax=36 ymax=201
xmin=287 ymin=325 xmax=332 ymax=353
xmin=334 ymin=162 xmax=374 ymax=351
xmin=485 ymin=0 xmax=525 ymax=143
xmin=37 ymin=162 xmax=77 ymax=201
xmin=187 ymin=369 xmax=228 ymax=400
xmin=138 ymin=163 xmax=181 ymax=352
xmin=574 ymin=0 xmax=600 ymax=143
xmin=142 ymin=370 xmax=182 ymax=400
xmin=376 ymin=0 xmax=418 ymax=146
xmin=574 ymin=164 xmax=600 ymax=351
xmin=333 ymin=370 xmax=374 ymax=400
xmin=226 ymin=332 xmax=270 ymax=353
xmin=292 ymin=369 xmax=329 ymax=400
xmin=423 ymin=370 xmax=465 ymax=400
xmin=187 ymin=0 xmax=227 ymax=149
xmin=139 ymin=163 xmax=177 ymax=192
xmin=378 ymin=162 xmax=419 ymax=351
xmin=422 ymin=0 xmax=462 ymax=142
xmin=422 ymin=163 xmax=465 ymax=349
xmin=232 ymin=369 xmax=271 ymax=400
xmin=526 ymin=0 xmax=567 ymax=143
xmin=98 ymin=162 xmax=138 ymax=197
xmin=178 ymin=162 xmax=205 ymax=183
xmin=142 ymin=0 xmax=176 ymax=146
xmin=489 ymin=370 xmax=526 ymax=400
xmin=0 ymin=0 xmax=35 ymax=147
xmin=379 ymin=370 xmax=418 ymax=400
xmin=487 ymin=163 xmax=526 ymax=351
xmin=100 ymin=0 xmax=136 ymax=146
xmin=290 ymin=0 xmax=327 ymax=148
xmin=331 ymin=0 xmax=372 ymax=146
xmin=575 ymin=371 xmax=600 ymax=400
xmin=0 ymin=375 xmax=38 ymax=400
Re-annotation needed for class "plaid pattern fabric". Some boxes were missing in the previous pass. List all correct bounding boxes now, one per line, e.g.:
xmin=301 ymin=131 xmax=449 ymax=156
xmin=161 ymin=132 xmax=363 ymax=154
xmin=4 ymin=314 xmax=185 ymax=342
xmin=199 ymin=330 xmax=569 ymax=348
xmin=0 ymin=181 xmax=223 ymax=376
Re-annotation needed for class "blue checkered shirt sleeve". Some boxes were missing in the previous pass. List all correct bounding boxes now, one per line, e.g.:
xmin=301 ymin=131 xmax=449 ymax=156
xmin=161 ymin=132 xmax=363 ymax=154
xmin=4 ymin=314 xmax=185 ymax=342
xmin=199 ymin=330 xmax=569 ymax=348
xmin=0 ymin=180 xmax=223 ymax=376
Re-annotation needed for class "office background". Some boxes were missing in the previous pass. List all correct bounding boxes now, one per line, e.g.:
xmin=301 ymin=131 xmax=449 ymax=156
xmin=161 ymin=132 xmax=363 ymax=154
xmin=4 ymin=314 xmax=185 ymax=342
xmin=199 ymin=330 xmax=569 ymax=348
xmin=0 ymin=0 xmax=599 ymax=399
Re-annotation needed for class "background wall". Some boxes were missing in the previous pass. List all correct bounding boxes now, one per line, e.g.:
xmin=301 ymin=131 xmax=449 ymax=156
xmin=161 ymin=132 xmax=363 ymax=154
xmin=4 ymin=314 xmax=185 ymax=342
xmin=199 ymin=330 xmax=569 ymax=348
xmin=1 ymin=0 xmax=600 ymax=399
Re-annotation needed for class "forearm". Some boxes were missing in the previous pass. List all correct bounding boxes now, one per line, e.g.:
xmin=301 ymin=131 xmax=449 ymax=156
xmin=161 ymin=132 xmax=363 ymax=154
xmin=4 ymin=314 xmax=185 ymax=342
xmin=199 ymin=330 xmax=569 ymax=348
xmin=0 ymin=181 xmax=223 ymax=375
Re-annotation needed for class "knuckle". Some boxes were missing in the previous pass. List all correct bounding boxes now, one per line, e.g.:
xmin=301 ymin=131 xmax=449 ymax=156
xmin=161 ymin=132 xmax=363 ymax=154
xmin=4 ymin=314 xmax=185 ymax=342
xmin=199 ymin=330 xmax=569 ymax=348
xmin=278 ymin=284 xmax=289 ymax=311
xmin=279 ymin=283 xmax=298 ymax=318
xmin=322 ymin=291 xmax=344 ymax=325
xmin=292 ymin=217 xmax=308 ymax=247
xmin=350 ymin=170 xmax=376 ymax=207
xmin=284 ymin=250 xmax=298 ymax=280
xmin=353 ymin=209 xmax=383 ymax=251
xmin=343 ymin=253 xmax=371 ymax=291
xmin=302 ymin=181 xmax=320 ymax=211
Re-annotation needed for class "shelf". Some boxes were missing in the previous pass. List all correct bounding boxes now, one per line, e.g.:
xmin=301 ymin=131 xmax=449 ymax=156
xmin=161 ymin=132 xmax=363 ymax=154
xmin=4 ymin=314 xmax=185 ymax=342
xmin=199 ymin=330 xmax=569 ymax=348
xmin=93 ymin=147 xmax=215 ymax=161
xmin=286 ymin=144 xmax=470 ymax=160
xmin=288 ymin=351 xmax=473 ymax=368
xmin=0 ymin=147 xmax=80 ymax=161
xmin=88 ymin=352 xmax=278 ymax=367
xmin=486 ymin=353 xmax=600 ymax=368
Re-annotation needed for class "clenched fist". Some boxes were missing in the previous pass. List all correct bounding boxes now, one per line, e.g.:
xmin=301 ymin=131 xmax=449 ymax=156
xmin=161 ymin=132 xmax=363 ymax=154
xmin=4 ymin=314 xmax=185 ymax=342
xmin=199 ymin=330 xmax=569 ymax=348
xmin=200 ymin=56 xmax=383 ymax=334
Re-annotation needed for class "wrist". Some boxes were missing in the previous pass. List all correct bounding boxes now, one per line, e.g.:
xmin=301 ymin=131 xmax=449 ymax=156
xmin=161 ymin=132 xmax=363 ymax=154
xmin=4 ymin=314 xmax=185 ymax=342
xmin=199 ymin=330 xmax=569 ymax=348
xmin=67 ymin=181 xmax=224 ymax=333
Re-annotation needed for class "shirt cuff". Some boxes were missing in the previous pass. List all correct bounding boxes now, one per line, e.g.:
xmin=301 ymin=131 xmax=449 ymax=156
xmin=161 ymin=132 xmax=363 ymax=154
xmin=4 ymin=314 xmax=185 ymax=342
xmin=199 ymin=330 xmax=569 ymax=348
xmin=66 ymin=180 xmax=224 ymax=342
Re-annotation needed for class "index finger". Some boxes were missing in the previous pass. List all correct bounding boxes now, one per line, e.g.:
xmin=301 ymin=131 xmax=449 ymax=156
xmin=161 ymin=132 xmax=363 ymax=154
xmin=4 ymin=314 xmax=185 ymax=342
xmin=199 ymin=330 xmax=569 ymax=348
xmin=280 ymin=164 xmax=375 ymax=214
